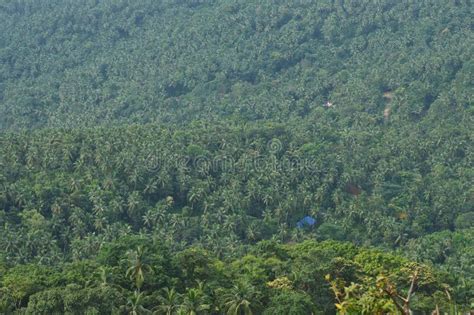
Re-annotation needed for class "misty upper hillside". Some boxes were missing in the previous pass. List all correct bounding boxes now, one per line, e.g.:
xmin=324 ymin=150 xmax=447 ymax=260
xmin=0 ymin=0 xmax=472 ymax=129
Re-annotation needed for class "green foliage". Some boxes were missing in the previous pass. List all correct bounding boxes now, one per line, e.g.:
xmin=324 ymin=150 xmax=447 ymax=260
xmin=1 ymin=264 xmax=53 ymax=309
xmin=219 ymin=281 xmax=262 ymax=315
xmin=154 ymin=287 xmax=181 ymax=315
xmin=263 ymin=290 xmax=315 ymax=315
xmin=0 ymin=0 xmax=472 ymax=313
xmin=0 ymin=239 xmax=461 ymax=314
xmin=2 ymin=118 xmax=471 ymax=263
xmin=26 ymin=285 xmax=124 ymax=315
xmin=402 ymin=229 xmax=474 ymax=309
xmin=0 ymin=0 xmax=471 ymax=130
xmin=455 ymin=212 xmax=474 ymax=229
xmin=125 ymin=246 xmax=153 ymax=290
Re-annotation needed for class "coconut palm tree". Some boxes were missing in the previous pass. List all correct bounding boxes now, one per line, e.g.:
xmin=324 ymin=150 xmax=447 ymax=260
xmin=154 ymin=287 xmax=181 ymax=315
xmin=221 ymin=281 xmax=260 ymax=315
xmin=126 ymin=246 xmax=153 ymax=290
xmin=179 ymin=288 xmax=211 ymax=315
xmin=125 ymin=290 xmax=151 ymax=315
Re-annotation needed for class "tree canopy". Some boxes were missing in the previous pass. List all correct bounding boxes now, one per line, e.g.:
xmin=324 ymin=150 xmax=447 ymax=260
xmin=0 ymin=0 xmax=472 ymax=313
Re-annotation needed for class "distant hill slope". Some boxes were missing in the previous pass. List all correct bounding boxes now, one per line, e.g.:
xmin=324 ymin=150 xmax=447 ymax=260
xmin=0 ymin=0 xmax=472 ymax=129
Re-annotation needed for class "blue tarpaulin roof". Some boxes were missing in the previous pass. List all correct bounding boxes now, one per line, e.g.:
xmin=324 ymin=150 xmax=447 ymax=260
xmin=296 ymin=216 xmax=316 ymax=228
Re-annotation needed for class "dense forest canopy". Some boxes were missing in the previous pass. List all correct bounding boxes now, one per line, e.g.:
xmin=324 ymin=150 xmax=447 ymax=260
xmin=0 ymin=0 xmax=472 ymax=129
xmin=0 ymin=0 xmax=473 ymax=314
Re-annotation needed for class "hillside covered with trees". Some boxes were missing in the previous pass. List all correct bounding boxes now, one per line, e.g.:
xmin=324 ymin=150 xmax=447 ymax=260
xmin=0 ymin=0 xmax=473 ymax=314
